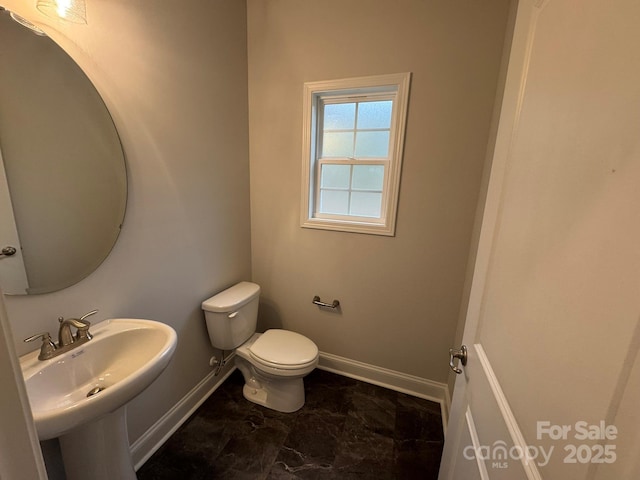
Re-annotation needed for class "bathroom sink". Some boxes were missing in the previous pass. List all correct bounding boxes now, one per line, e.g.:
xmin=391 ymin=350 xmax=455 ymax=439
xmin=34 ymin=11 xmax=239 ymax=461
xmin=20 ymin=318 xmax=177 ymax=441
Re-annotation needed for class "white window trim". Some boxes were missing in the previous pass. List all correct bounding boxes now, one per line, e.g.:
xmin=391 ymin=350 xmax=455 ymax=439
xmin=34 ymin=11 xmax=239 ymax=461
xmin=300 ymin=72 xmax=411 ymax=236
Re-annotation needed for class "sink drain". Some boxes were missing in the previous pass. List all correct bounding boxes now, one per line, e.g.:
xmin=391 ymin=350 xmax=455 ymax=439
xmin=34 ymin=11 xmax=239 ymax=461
xmin=87 ymin=386 xmax=106 ymax=397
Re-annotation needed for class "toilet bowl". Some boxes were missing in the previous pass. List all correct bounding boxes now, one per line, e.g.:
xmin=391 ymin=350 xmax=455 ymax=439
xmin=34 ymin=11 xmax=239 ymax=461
xmin=202 ymin=282 xmax=318 ymax=412
xmin=235 ymin=330 xmax=318 ymax=412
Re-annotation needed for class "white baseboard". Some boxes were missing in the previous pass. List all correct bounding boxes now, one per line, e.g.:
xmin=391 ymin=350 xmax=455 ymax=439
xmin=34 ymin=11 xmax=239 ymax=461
xmin=130 ymin=361 xmax=237 ymax=470
xmin=318 ymin=352 xmax=450 ymax=431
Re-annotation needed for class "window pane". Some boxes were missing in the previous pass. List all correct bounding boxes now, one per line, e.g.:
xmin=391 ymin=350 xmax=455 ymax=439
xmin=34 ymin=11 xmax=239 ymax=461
xmin=323 ymin=103 xmax=356 ymax=130
xmin=322 ymin=132 xmax=354 ymax=157
xmin=350 ymin=192 xmax=382 ymax=217
xmin=320 ymin=190 xmax=349 ymax=215
xmin=357 ymin=101 xmax=393 ymax=129
xmin=354 ymin=131 xmax=390 ymax=158
xmin=320 ymin=164 xmax=351 ymax=189
xmin=352 ymin=165 xmax=384 ymax=191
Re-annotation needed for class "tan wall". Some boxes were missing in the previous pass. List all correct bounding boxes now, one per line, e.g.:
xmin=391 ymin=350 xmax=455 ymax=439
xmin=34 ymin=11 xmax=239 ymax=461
xmin=2 ymin=0 xmax=251 ymax=448
xmin=247 ymin=0 xmax=511 ymax=382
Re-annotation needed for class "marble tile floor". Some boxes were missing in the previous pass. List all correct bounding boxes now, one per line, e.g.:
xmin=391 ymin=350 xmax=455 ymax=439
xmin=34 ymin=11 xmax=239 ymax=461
xmin=137 ymin=368 xmax=444 ymax=480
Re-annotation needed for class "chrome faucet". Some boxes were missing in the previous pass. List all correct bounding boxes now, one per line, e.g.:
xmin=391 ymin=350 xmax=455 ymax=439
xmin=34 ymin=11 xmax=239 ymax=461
xmin=24 ymin=309 xmax=98 ymax=360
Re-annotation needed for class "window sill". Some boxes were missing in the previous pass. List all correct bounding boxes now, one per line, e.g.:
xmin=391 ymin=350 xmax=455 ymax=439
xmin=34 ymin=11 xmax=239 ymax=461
xmin=301 ymin=217 xmax=396 ymax=236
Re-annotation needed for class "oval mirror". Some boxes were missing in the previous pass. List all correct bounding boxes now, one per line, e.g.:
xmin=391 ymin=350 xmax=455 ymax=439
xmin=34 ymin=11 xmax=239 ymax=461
xmin=0 ymin=9 xmax=127 ymax=295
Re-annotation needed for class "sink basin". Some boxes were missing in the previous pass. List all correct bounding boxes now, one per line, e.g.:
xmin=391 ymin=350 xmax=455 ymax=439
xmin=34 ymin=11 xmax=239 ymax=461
xmin=20 ymin=318 xmax=177 ymax=441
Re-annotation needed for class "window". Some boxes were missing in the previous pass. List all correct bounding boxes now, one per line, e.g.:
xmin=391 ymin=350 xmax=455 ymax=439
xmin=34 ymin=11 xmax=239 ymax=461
xmin=301 ymin=73 xmax=411 ymax=236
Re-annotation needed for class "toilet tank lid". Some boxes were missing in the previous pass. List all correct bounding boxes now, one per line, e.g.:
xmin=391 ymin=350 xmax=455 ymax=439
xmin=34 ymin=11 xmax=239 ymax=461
xmin=201 ymin=281 xmax=260 ymax=312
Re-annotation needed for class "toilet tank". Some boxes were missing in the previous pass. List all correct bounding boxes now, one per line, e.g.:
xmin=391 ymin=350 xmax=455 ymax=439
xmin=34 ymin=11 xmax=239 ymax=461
xmin=201 ymin=281 xmax=261 ymax=350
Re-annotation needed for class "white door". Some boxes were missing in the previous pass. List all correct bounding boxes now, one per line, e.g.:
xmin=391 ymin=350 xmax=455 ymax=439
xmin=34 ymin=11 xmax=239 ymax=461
xmin=0 ymin=147 xmax=29 ymax=293
xmin=0 ymin=288 xmax=48 ymax=479
xmin=439 ymin=0 xmax=640 ymax=479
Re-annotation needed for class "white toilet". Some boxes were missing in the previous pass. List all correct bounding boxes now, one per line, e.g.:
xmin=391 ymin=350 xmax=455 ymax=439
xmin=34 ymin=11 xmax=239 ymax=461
xmin=202 ymin=281 xmax=319 ymax=413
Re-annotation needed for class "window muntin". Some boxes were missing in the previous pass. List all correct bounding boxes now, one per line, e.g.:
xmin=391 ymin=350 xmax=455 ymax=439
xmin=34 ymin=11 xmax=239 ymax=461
xmin=301 ymin=73 xmax=410 ymax=236
xmin=318 ymin=163 xmax=385 ymax=217
xmin=321 ymin=99 xmax=393 ymax=158
xmin=316 ymin=97 xmax=392 ymax=219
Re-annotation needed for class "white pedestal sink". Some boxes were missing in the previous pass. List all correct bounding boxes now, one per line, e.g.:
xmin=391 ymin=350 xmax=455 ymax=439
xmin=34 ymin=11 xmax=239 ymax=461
xmin=20 ymin=318 xmax=177 ymax=480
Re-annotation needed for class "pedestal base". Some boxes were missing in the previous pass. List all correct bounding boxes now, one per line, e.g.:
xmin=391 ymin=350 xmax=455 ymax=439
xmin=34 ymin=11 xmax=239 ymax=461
xmin=59 ymin=405 xmax=136 ymax=480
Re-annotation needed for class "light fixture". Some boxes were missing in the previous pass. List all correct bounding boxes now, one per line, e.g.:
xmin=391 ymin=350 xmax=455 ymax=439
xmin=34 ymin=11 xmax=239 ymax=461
xmin=8 ymin=11 xmax=48 ymax=36
xmin=36 ymin=0 xmax=86 ymax=24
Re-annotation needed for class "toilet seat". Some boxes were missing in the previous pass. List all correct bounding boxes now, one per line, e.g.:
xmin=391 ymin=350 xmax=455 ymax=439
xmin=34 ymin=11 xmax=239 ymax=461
xmin=248 ymin=329 xmax=318 ymax=370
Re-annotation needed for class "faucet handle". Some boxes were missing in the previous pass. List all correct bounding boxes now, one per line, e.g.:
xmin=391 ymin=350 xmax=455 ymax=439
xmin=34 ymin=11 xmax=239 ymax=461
xmin=24 ymin=332 xmax=53 ymax=343
xmin=24 ymin=332 xmax=57 ymax=360
xmin=79 ymin=309 xmax=98 ymax=323
xmin=77 ymin=310 xmax=97 ymax=340
xmin=76 ymin=323 xmax=92 ymax=341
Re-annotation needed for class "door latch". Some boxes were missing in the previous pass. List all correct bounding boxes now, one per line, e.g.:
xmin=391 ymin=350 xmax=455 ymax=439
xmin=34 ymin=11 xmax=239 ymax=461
xmin=449 ymin=345 xmax=468 ymax=374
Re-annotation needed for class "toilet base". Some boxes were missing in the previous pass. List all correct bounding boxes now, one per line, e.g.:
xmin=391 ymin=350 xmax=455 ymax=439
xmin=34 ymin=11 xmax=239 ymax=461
xmin=242 ymin=380 xmax=304 ymax=413
xmin=235 ymin=357 xmax=308 ymax=413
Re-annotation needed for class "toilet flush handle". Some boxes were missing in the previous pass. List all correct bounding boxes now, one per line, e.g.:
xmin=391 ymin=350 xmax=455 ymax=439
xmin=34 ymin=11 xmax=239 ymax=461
xmin=228 ymin=311 xmax=239 ymax=319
